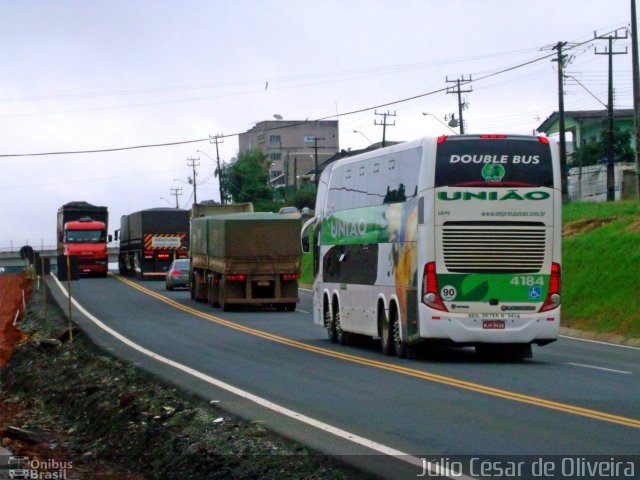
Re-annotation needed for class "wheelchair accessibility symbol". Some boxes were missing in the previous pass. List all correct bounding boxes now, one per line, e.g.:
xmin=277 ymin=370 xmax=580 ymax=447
xmin=529 ymin=286 xmax=542 ymax=300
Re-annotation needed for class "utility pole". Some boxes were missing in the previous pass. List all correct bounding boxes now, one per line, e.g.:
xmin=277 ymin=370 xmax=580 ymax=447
xmin=446 ymin=75 xmax=472 ymax=134
xmin=374 ymin=110 xmax=396 ymax=147
xmin=595 ymin=29 xmax=628 ymax=201
xmin=310 ymin=137 xmax=325 ymax=187
xmin=170 ymin=187 xmax=182 ymax=208
xmin=631 ymin=0 xmax=640 ymax=199
xmin=187 ymin=156 xmax=200 ymax=205
xmin=552 ymin=42 xmax=569 ymax=202
xmin=209 ymin=134 xmax=225 ymax=204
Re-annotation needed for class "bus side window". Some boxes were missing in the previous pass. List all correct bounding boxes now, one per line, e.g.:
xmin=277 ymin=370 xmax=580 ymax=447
xmin=355 ymin=164 xmax=367 ymax=208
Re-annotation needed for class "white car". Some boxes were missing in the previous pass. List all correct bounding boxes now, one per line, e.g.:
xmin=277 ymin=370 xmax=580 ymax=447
xmin=278 ymin=206 xmax=301 ymax=218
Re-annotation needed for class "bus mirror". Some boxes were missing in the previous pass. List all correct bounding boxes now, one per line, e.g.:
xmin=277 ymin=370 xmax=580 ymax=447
xmin=108 ymin=234 xmax=113 ymax=243
xmin=301 ymin=235 xmax=310 ymax=253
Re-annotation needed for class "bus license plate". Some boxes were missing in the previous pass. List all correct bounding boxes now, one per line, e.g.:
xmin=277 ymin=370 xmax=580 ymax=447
xmin=482 ymin=320 xmax=505 ymax=330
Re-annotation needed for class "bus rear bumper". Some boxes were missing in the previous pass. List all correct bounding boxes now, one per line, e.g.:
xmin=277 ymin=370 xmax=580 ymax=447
xmin=418 ymin=307 xmax=560 ymax=346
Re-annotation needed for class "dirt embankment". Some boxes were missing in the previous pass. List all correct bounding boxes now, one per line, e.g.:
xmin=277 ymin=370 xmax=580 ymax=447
xmin=0 ymin=277 xmax=373 ymax=480
xmin=0 ymin=274 xmax=29 ymax=367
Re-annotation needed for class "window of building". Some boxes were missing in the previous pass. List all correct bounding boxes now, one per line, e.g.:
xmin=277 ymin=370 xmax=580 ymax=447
xmin=270 ymin=135 xmax=281 ymax=144
xmin=270 ymin=152 xmax=282 ymax=161
xmin=271 ymin=170 xmax=282 ymax=179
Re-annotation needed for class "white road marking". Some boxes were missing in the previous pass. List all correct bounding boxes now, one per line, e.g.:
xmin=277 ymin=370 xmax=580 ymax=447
xmin=51 ymin=274 xmax=471 ymax=480
xmin=566 ymin=362 xmax=632 ymax=375
xmin=295 ymin=309 xmax=310 ymax=314
xmin=560 ymin=335 xmax=640 ymax=351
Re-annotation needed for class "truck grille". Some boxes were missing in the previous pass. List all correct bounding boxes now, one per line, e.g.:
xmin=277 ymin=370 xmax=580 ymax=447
xmin=441 ymin=222 xmax=546 ymax=273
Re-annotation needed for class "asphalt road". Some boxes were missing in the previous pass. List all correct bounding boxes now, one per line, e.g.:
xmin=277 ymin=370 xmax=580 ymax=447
xmin=47 ymin=272 xmax=640 ymax=479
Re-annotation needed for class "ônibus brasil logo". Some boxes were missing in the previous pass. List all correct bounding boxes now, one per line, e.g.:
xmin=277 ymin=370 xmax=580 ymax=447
xmin=437 ymin=190 xmax=551 ymax=201
xmin=481 ymin=163 xmax=506 ymax=182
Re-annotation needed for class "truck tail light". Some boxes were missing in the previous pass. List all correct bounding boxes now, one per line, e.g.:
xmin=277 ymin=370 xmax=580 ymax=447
xmin=282 ymin=274 xmax=300 ymax=281
xmin=227 ymin=274 xmax=246 ymax=282
xmin=422 ymin=262 xmax=447 ymax=312
xmin=156 ymin=252 xmax=171 ymax=260
xmin=539 ymin=263 xmax=561 ymax=312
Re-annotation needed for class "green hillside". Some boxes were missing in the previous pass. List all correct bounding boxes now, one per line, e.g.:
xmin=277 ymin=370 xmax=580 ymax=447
xmin=562 ymin=201 xmax=640 ymax=338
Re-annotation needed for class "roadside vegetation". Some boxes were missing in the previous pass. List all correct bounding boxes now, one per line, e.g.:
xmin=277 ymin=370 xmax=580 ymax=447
xmin=562 ymin=200 xmax=640 ymax=338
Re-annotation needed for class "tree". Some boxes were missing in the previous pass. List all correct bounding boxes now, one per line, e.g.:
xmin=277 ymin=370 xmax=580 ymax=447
xmin=288 ymin=188 xmax=316 ymax=210
xmin=570 ymin=127 xmax=635 ymax=168
xmin=225 ymin=149 xmax=274 ymax=204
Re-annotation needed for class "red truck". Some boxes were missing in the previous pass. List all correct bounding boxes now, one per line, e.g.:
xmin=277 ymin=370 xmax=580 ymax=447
xmin=57 ymin=201 xmax=111 ymax=277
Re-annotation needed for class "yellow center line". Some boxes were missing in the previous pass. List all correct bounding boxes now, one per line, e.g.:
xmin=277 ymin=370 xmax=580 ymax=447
xmin=112 ymin=273 xmax=640 ymax=429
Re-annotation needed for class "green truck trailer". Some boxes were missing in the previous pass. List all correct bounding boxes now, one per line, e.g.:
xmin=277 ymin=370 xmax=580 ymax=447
xmin=190 ymin=212 xmax=301 ymax=311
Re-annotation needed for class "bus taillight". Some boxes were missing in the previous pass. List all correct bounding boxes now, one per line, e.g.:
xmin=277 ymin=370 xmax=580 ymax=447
xmin=437 ymin=135 xmax=448 ymax=144
xmin=538 ymin=136 xmax=550 ymax=144
xmin=480 ymin=134 xmax=507 ymax=139
xmin=539 ymin=263 xmax=561 ymax=312
xmin=422 ymin=262 xmax=447 ymax=311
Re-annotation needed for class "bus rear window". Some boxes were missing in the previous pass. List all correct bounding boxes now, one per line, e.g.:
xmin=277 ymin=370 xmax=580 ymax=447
xmin=435 ymin=137 xmax=554 ymax=188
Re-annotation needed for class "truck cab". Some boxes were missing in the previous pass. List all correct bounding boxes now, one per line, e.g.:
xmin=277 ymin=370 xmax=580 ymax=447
xmin=63 ymin=217 xmax=110 ymax=276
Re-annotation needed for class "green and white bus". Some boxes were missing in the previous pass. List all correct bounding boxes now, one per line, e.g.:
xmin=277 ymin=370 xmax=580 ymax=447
xmin=301 ymin=134 xmax=561 ymax=359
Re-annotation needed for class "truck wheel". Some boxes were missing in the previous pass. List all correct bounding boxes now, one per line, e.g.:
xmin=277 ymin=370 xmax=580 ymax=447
xmin=208 ymin=277 xmax=219 ymax=307
xmin=285 ymin=303 xmax=296 ymax=312
xmin=194 ymin=277 xmax=204 ymax=302
xmin=219 ymin=281 xmax=232 ymax=311
xmin=189 ymin=275 xmax=195 ymax=300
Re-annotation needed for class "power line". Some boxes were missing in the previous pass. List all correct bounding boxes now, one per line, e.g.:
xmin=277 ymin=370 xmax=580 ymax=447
xmin=0 ymin=26 xmax=622 ymax=159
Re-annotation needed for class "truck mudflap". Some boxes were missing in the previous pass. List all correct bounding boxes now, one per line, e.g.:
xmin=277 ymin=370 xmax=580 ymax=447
xmin=216 ymin=275 xmax=299 ymax=311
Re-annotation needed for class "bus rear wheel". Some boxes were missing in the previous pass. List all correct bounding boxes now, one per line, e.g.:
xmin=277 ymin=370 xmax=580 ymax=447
xmin=391 ymin=309 xmax=407 ymax=358
xmin=324 ymin=300 xmax=337 ymax=343
xmin=380 ymin=308 xmax=394 ymax=356
xmin=335 ymin=308 xmax=351 ymax=345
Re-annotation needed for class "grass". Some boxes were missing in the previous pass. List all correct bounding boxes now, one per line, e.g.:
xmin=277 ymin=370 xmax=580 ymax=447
xmin=299 ymin=201 xmax=640 ymax=339
xmin=562 ymin=201 xmax=640 ymax=338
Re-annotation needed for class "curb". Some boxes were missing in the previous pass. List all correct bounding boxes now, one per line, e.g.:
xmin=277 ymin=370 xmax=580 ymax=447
xmin=560 ymin=326 xmax=640 ymax=348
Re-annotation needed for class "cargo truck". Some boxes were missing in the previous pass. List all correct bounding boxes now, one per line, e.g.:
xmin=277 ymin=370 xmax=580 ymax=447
xmin=190 ymin=212 xmax=301 ymax=311
xmin=57 ymin=201 xmax=110 ymax=277
xmin=116 ymin=208 xmax=190 ymax=279
xmin=190 ymin=201 xmax=253 ymax=220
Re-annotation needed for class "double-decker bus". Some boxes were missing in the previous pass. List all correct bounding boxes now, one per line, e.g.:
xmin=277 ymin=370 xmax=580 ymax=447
xmin=301 ymin=134 xmax=561 ymax=360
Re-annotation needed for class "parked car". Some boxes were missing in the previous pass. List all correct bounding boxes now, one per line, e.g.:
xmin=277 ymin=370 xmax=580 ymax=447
xmin=278 ymin=206 xmax=301 ymax=218
xmin=165 ymin=258 xmax=190 ymax=290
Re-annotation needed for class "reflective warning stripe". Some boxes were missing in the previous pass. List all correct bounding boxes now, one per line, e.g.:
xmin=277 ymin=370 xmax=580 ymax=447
xmin=143 ymin=233 xmax=186 ymax=250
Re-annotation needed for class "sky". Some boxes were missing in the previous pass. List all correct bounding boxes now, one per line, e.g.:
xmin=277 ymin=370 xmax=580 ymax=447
xmin=0 ymin=0 xmax=636 ymax=249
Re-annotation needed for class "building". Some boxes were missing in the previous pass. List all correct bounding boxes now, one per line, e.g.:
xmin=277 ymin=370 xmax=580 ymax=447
xmin=537 ymin=108 xmax=638 ymax=201
xmin=536 ymin=108 xmax=636 ymax=154
xmin=238 ymin=120 xmax=339 ymax=187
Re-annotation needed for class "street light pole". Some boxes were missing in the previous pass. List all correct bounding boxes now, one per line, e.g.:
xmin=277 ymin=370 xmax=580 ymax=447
xmin=422 ymin=112 xmax=458 ymax=134
xmin=353 ymin=130 xmax=372 ymax=143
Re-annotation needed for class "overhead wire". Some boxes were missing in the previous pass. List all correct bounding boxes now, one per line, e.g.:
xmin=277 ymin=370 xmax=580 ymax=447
xmin=0 ymin=25 xmax=627 ymax=158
